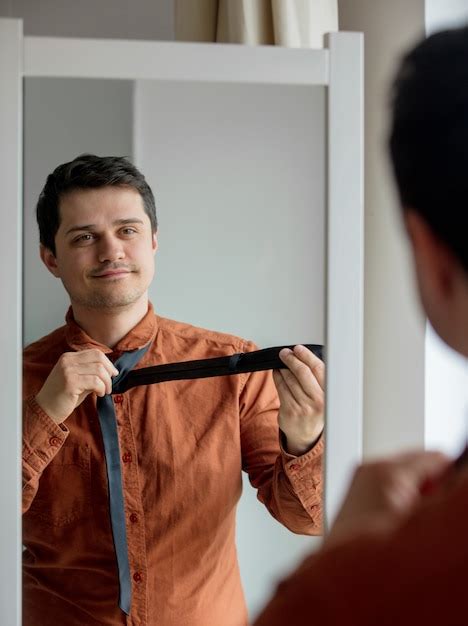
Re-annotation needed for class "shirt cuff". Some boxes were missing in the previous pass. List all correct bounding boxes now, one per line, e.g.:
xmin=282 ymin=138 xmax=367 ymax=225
xmin=280 ymin=429 xmax=324 ymax=461
xmin=280 ymin=432 xmax=324 ymax=521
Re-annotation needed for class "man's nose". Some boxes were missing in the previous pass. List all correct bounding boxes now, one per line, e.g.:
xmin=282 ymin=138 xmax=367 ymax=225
xmin=97 ymin=234 xmax=125 ymax=263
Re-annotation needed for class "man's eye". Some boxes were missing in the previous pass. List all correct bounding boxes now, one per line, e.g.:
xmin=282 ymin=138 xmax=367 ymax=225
xmin=121 ymin=228 xmax=137 ymax=235
xmin=74 ymin=233 xmax=94 ymax=242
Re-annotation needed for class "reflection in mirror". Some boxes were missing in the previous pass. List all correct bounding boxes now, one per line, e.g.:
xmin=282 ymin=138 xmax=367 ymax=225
xmin=23 ymin=76 xmax=325 ymax=624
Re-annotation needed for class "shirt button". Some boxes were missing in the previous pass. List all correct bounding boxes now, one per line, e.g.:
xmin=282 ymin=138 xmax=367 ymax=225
xmin=114 ymin=394 xmax=124 ymax=404
xmin=129 ymin=513 xmax=138 ymax=524
xmin=49 ymin=436 xmax=61 ymax=447
xmin=122 ymin=452 xmax=132 ymax=463
xmin=289 ymin=463 xmax=299 ymax=471
xmin=133 ymin=572 xmax=142 ymax=583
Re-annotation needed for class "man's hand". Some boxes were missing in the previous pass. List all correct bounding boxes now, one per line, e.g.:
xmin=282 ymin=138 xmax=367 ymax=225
xmin=273 ymin=345 xmax=325 ymax=456
xmin=326 ymin=450 xmax=451 ymax=546
xmin=35 ymin=349 xmax=119 ymax=425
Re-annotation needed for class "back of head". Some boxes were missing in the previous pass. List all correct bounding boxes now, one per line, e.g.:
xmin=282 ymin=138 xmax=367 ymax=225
xmin=389 ymin=24 xmax=468 ymax=272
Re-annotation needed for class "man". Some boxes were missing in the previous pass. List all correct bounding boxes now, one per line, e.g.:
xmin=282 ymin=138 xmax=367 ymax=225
xmin=22 ymin=154 xmax=325 ymax=625
xmin=254 ymin=24 xmax=468 ymax=626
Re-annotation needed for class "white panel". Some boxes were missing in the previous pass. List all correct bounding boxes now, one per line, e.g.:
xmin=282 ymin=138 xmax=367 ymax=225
xmin=325 ymin=32 xmax=364 ymax=525
xmin=24 ymin=36 xmax=329 ymax=85
xmin=0 ymin=17 xmax=22 ymax=626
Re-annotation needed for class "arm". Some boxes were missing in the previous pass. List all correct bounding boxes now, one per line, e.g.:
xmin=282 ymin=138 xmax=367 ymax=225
xmin=239 ymin=342 xmax=324 ymax=535
xmin=22 ymin=395 xmax=69 ymax=514
xmin=254 ymin=450 xmax=460 ymax=626
xmin=22 ymin=348 xmax=118 ymax=513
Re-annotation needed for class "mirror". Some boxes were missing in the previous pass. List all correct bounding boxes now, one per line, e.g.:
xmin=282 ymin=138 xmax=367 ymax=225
xmin=23 ymin=75 xmax=326 ymax=620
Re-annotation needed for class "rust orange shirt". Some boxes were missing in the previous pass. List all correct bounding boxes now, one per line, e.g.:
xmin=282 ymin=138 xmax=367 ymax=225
xmin=254 ymin=470 xmax=468 ymax=626
xmin=23 ymin=303 xmax=323 ymax=626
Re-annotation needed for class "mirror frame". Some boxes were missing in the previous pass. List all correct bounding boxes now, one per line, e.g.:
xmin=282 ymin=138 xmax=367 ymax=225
xmin=0 ymin=19 xmax=363 ymax=625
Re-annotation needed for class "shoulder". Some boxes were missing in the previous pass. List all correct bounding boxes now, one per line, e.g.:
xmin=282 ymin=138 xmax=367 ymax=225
xmin=154 ymin=315 xmax=257 ymax=359
xmin=23 ymin=325 xmax=68 ymax=366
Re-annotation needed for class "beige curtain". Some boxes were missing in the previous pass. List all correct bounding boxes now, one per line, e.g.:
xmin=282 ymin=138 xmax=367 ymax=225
xmin=175 ymin=0 xmax=338 ymax=47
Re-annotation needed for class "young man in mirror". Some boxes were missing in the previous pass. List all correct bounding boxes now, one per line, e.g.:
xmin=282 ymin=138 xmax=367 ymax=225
xmin=254 ymin=24 xmax=468 ymax=626
xmin=22 ymin=154 xmax=325 ymax=625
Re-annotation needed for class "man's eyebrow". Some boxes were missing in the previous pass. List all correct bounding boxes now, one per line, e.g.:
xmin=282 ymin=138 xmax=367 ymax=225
xmin=65 ymin=218 xmax=145 ymax=236
xmin=114 ymin=218 xmax=145 ymax=227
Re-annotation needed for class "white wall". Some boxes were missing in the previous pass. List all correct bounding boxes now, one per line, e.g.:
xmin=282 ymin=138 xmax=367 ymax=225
xmin=424 ymin=0 xmax=468 ymax=456
xmin=339 ymin=0 xmax=468 ymax=459
xmin=134 ymin=80 xmax=325 ymax=345
xmin=134 ymin=79 xmax=326 ymax=618
xmin=425 ymin=325 xmax=468 ymax=456
xmin=426 ymin=0 xmax=468 ymax=33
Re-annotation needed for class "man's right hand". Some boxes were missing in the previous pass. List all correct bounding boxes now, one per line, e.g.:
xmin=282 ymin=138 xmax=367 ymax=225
xmin=35 ymin=349 xmax=119 ymax=424
xmin=325 ymin=449 xmax=451 ymax=547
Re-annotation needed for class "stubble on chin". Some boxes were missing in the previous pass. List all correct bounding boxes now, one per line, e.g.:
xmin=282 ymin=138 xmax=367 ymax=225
xmin=66 ymin=283 xmax=147 ymax=311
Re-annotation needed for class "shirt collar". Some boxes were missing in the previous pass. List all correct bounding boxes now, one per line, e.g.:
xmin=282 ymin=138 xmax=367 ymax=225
xmin=64 ymin=301 xmax=158 ymax=354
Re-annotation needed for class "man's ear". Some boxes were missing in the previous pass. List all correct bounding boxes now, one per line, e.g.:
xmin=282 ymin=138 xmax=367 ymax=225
xmin=404 ymin=210 xmax=456 ymax=300
xmin=39 ymin=244 xmax=60 ymax=278
xmin=152 ymin=230 xmax=158 ymax=254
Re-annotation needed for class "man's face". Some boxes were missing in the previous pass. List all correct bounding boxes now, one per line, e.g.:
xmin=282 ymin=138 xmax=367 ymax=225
xmin=41 ymin=186 xmax=158 ymax=310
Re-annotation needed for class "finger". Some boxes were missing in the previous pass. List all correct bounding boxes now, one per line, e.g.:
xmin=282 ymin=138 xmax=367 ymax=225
xmin=279 ymin=346 xmax=325 ymax=389
xmin=85 ymin=349 xmax=120 ymax=377
xmin=272 ymin=369 xmax=293 ymax=402
xmin=275 ymin=367 xmax=314 ymax=408
xmin=69 ymin=364 xmax=114 ymax=395
xmin=77 ymin=374 xmax=108 ymax=398
xmin=394 ymin=450 xmax=451 ymax=483
xmin=63 ymin=349 xmax=119 ymax=377
xmin=272 ymin=369 xmax=300 ymax=409
xmin=293 ymin=345 xmax=325 ymax=390
xmin=278 ymin=348 xmax=324 ymax=399
xmin=101 ymin=353 xmax=120 ymax=378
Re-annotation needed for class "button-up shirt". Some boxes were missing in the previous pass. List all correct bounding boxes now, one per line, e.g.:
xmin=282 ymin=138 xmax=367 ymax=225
xmin=253 ymin=471 xmax=468 ymax=626
xmin=22 ymin=303 xmax=323 ymax=626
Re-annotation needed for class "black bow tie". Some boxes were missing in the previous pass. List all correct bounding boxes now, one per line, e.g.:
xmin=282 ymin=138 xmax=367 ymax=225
xmin=116 ymin=344 xmax=324 ymax=393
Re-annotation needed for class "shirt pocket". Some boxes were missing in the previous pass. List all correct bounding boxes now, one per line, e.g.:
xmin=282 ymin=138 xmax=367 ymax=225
xmin=26 ymin=444 xmax=92 ymax=528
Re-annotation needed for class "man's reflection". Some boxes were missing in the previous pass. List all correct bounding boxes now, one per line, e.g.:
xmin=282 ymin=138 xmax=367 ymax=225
xmin=22 ymin=154 xmax=324 ymax=626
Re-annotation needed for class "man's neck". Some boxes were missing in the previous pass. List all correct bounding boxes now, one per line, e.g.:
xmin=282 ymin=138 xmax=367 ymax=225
xmin=71 ymin=296 xmax=149 ymax=349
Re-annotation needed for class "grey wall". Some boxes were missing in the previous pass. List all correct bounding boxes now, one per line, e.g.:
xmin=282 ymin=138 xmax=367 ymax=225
xmin=0 ymin=0 xmax=174 ymax=39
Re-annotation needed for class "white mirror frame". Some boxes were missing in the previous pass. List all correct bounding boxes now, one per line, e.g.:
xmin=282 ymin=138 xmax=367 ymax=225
xmin=0 ymin=18 xmax=363 ymax=626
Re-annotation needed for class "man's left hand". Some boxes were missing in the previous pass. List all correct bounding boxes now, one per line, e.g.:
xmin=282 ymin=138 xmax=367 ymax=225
xmin=273 ymin=345 xmax=325 ymax=456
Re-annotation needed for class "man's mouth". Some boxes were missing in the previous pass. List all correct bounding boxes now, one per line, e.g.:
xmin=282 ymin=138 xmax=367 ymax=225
xmin=92 ymin=270 xmax=133 ymax=278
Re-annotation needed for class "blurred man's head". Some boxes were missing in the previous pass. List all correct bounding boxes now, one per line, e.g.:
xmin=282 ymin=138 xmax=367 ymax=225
xmin=389 ymin=25 xmax=468 ymax=356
